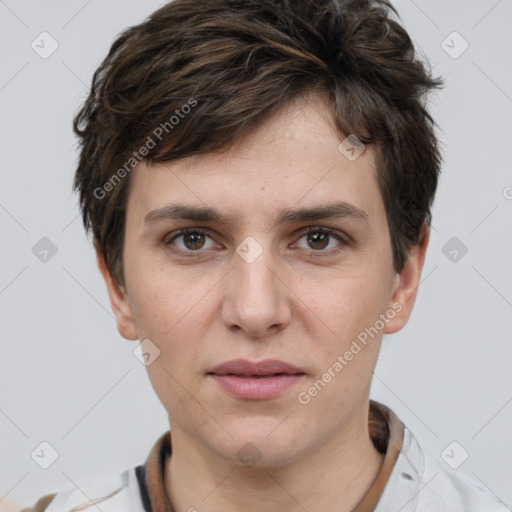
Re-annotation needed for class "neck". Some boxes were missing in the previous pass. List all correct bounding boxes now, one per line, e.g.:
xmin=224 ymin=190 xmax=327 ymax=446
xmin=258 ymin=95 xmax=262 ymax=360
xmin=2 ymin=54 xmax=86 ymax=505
xmin=165 ymin=410 xmax=385 ymax=512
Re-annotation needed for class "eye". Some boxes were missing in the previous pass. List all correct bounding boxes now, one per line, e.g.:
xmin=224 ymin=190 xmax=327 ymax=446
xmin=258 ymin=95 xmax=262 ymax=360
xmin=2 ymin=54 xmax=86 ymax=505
xmin=163 ymin=226 xmax=349 ymax=258
xmin=293 ymin=227 xmax=348 ymax=256
xmin=164 ymin=227 xmax=217 ymax=255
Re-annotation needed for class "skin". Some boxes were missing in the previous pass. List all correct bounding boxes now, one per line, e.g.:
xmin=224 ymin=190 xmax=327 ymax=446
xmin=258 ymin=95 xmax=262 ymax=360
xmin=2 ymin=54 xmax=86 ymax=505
xmin=97 ymin=92 xmax=429 ymax=512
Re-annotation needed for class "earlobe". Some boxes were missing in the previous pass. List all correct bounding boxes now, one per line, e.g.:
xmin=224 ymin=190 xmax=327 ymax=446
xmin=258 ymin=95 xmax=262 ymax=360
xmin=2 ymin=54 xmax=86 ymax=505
xmin=383 ymin=224 xmax=430 ymax=335
xmin=95 ymin=245 xmax=139 ymax=341
xmin=117 ymin=322 xmax=138 ymax=341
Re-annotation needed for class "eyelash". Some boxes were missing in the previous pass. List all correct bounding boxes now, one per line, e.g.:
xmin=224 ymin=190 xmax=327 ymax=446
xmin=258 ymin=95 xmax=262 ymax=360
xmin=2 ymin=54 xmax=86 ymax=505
xmin=163 ymin=226 xmax=350 ymax=258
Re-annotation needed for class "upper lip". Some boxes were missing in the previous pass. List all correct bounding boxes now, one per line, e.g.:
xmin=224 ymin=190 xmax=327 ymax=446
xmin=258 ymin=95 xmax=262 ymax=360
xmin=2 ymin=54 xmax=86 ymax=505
xmin=209 ymin=359 xmax=304 ymax=376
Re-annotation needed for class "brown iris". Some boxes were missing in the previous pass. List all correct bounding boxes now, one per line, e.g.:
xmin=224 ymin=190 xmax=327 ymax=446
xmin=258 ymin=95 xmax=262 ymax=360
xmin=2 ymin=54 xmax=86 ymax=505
xmin=184 ymin=232 xmax=206 ymax=250
xmin=307 ymin=231 xmax=329 ymax=250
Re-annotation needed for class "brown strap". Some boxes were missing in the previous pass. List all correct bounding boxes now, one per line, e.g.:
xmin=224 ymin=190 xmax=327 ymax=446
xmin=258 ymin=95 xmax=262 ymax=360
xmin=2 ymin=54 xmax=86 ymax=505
xmin=20 ymin=493 xmax=57 ymax=512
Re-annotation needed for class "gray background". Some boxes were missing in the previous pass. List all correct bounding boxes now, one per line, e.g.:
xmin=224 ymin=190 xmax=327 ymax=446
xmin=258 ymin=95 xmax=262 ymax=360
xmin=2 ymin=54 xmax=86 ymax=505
xmin=1 ymin=0 xmax=511 ymax=509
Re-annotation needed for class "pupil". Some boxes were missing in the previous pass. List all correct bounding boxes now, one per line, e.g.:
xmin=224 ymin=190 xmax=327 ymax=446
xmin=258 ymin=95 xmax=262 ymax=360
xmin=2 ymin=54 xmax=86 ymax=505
xmin=308 ymin=232 xmax=328 ymax=250
xmin=185 ymin=233 xmax=205 ymax=250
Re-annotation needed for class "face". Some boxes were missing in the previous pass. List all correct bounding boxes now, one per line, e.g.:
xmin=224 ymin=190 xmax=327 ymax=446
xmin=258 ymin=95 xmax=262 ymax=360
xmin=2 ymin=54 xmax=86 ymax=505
xmin=98 ymin=93 xmax=428 ymax=466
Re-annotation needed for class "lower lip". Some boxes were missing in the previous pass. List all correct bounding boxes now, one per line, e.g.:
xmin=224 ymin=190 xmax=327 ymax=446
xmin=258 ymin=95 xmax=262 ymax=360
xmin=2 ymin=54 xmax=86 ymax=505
xmin=210 ymin=374 xmax=305 ymax=400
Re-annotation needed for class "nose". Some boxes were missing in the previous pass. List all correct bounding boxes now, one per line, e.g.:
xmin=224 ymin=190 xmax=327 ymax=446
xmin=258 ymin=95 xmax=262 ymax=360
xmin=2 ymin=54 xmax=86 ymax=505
xmin=221 ymin=247 xmax=291 ymax=339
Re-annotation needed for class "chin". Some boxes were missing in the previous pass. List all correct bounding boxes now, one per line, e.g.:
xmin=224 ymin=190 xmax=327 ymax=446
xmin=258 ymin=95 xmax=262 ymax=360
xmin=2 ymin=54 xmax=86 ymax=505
xmin=213 ymin=424 xmax=307 ymax=468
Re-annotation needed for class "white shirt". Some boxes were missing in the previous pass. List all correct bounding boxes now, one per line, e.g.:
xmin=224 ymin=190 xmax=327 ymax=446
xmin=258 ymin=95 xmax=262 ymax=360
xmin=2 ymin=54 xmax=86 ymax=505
xmin=25 ymin=402 xmax=511 ymax=512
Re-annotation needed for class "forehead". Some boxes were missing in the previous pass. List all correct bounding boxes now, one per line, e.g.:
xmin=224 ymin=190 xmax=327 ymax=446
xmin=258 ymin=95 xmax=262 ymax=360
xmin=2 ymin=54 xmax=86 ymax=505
xmin=126 ymin=94 xmax=383 ymax=227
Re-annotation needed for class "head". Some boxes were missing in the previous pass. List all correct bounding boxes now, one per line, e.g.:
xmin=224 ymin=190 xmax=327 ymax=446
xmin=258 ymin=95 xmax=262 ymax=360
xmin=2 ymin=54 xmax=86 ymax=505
xmin=74 ymin=0 xmax=442 ymax=465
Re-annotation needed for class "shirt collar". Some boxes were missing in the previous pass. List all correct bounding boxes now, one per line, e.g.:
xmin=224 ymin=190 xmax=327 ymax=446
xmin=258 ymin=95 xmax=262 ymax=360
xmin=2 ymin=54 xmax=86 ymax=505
xmin=135 ymin=400 xmax=405 ymax=512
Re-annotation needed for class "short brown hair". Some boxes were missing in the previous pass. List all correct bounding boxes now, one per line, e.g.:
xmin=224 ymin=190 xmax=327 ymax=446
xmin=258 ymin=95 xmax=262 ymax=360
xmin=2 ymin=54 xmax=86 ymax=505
xmin=73 ymin=0 xmax=443 ymax=287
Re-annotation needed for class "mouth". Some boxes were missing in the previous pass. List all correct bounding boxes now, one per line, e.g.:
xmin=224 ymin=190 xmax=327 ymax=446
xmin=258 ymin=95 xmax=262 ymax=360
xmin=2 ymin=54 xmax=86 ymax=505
xmin=208 ymin=358 xmax=305 ymax=377
xmin=208 ymin=359 xmax=306 ymax=400
xmin=213 ymin=373 xmax=301 ymax=378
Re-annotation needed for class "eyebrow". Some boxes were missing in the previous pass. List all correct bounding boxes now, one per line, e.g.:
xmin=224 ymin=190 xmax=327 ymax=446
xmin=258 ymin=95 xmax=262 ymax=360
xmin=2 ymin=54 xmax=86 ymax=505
xmin=144 ymin=200 xmax=369 ymax=230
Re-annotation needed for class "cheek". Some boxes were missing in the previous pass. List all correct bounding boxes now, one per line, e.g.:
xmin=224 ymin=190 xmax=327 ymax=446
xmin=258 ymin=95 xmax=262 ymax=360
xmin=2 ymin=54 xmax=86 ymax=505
xmin=126 ymin=263 xmax=217 ymax=380
xmin=294 ymin=267 xmax=392 ymax=392
xmin=131 ymin=275 xmax=210 ymax=415
xmin=305 ymin=269 xmax=390 ymax=341
xmin=125 ymin=253 xmax=206 ymax=339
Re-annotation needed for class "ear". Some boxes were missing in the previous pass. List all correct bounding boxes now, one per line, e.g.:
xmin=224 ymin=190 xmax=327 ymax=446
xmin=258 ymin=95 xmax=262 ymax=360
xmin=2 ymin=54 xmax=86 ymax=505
xmin=95 ymin=245 xmax=139 ymax=341
xmin=384 ymin=224 xmax=430 ymax=335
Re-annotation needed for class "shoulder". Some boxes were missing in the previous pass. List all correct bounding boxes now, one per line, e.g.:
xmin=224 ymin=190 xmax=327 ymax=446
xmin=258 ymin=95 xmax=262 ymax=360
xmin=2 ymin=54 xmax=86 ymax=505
xmin=382 ymin=425 xmax=510 ymax=511
xmin=417 ymin=446 xmax=510 ymax=511
xmin=20 ymin=468 xmax=145 ymax=512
